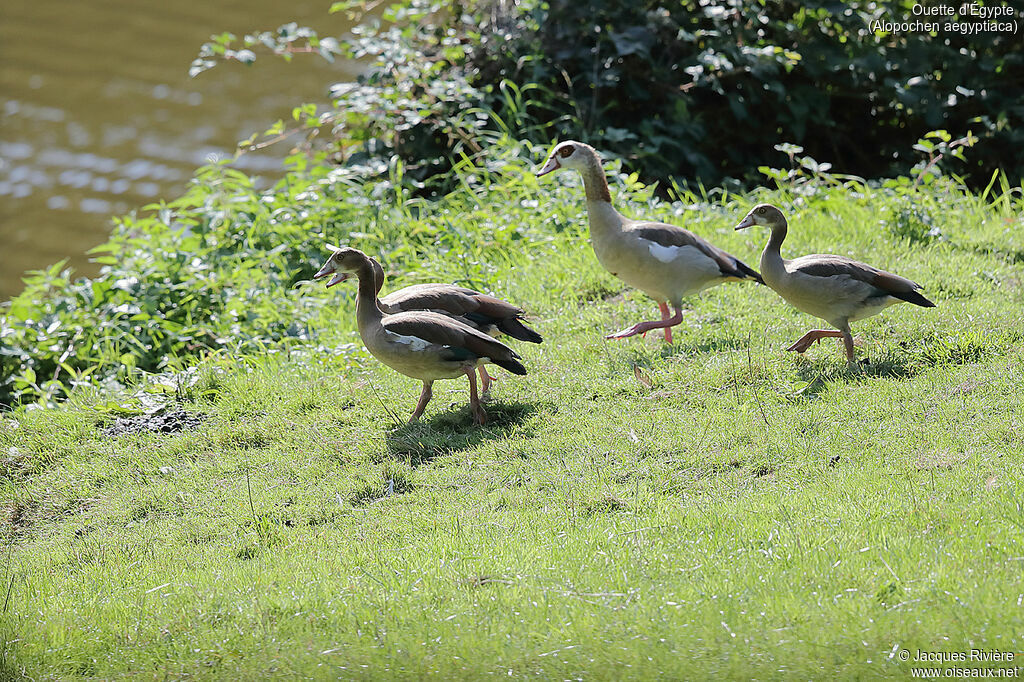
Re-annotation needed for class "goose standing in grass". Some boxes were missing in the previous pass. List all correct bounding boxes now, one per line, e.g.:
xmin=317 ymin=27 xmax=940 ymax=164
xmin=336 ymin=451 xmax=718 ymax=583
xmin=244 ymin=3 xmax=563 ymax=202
xmin=362 ymin=255 xmax=542 ymax=392
xmin=735 ymin=203 xmax=935 ymax=363
xmin=313 ymin=247 xmax=527 ymax=425
xmin=536 ymin=140 xmax=763 ymax=343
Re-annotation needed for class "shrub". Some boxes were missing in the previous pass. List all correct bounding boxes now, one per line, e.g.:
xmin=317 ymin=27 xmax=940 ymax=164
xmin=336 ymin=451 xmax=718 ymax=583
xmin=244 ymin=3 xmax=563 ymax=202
xmin=469 ymin=0 xmax=1022 ymax=189
xmin=1 ymin=164 xmax=338 ymax=406
xmin=0 ymin=139 xmax=564 ymax=407
xmin=4 ymin=0 xmax=1020 ymax=406
xmin=192 ymin=1 xmax=1022 ymax=191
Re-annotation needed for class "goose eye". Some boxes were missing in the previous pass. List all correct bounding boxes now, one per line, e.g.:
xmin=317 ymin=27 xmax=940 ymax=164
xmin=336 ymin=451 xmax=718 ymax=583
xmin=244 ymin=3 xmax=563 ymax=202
xmin=757 ymin=207 xmax=766 ymax=215
xmin=557 ymin=146 xmax=574 ymax=158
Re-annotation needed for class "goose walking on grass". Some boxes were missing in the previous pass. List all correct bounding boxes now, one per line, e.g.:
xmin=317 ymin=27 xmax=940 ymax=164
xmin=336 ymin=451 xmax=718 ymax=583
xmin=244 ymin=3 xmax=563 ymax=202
xmin=536 ymin=140 xmax=763 ymax=343
xmin=313 ymin=247 xmax=527 ymax=425
xmin=361 ymin=255 xmax=542 ymax=392
xmin=735 ymin=203 xmax=936 ymax=363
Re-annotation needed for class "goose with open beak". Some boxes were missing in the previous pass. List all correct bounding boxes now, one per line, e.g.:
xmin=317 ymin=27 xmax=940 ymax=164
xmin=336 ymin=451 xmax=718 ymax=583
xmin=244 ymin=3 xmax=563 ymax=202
xmin=316 ymin=244 xmax=541 ymax=392
xmin=313 ymin=247 xmax=528 ymax=424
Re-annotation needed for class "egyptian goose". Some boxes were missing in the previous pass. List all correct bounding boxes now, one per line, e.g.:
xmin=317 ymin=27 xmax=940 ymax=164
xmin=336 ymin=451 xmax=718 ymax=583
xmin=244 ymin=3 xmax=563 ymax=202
xmin=313 ymin=247 xmax=527 ymax=425
xmin=536 ymin=140 xmax=763 ymax=342
xmin=735 ymin=203 xmax=935 ymax=363
xmin=361 ymin=255 xmax=542 ymax=392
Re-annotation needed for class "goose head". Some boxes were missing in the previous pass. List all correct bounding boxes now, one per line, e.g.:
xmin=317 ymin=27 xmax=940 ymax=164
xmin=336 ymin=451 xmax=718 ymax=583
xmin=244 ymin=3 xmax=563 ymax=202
xmin=735 ymin=204 xmax=787 ymax=231
xmin=314 ymin=244 xmax=369 ymax=288
xmin=536 ymin=140 xmax=592 ymax=176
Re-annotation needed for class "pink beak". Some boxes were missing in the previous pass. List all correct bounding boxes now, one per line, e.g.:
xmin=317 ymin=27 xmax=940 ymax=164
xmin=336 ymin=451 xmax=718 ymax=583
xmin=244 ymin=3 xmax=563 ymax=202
xmin=313 ymin=262 xmax=349 ymax=288
xmin=536 ymin=156 xmax=560 ymax=176
xmin=735 ymin=215 xmax=756 ymax=230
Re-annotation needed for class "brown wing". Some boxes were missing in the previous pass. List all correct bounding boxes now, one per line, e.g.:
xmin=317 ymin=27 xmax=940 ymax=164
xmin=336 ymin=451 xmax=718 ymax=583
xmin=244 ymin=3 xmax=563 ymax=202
xmin=467 ymin=294 xmax=543 ymax=343
xmin=793 ymin=255 xmax=935 ymax=307
xmin=381 ymin=284 xmax=483 ymax=315
xmin=631 ymin=222 xmax=764 ymax=283
xmin=381 ymin=285 xmax=543 ymax=343
xmin=466 ymin=293 xmax=525 ymax=319
xmin=383 ymin=312 xmax=527 ymax=375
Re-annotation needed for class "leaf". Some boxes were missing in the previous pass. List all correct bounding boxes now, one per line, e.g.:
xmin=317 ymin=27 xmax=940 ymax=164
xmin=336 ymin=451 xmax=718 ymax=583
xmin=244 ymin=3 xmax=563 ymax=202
xmin=610 ymin=26 xmax=654 ymax=57
xmin=774 ymin=143 xmax=804 ymax=156
xmin=319 ymin=37 xmax=340 ymax=54
xmin=94 ymin=400 xmax=145 ymax=416
xmin=603 ymin=127 xmax=636 ymax=143
xmin=632 ymin=365 xmax=653 ymax=389
xmin=329 ymin=0 xmax=360 ymax=13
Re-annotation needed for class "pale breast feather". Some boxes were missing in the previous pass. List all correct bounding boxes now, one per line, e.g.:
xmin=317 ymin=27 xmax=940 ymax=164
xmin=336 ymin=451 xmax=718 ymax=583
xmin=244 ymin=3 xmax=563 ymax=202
xmin=647 ymin=242 xmax=682 ymax=263
xmin=643 ymin=239 xmax=711 ymax=267
xmin=385 ymin=330 xmax=432 ymax=351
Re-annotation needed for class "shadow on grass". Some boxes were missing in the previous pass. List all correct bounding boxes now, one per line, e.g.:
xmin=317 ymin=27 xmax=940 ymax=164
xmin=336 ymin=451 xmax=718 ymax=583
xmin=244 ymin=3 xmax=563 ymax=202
xmin=954 ymin=239 xmax=1024 ymax=266
xmin=788 ymin=355 xmax=924 ymax=400
xmin=384 ymin=400 xmax=539 ymax=465
xmin=665 ymin=336 xmax=747 ymax=359
xmin=614 ymin=335 xmax=747 ymax=370
xmin=788 ymin=331 xmax=993 ymax=399
xmin=868 ymin=331 xmax=991 ymax=377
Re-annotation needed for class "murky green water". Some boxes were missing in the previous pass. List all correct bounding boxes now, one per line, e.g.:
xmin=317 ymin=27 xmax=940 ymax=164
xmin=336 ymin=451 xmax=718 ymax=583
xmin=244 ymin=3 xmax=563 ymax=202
xmin=0 ymin=0 xmax=358 ymax=298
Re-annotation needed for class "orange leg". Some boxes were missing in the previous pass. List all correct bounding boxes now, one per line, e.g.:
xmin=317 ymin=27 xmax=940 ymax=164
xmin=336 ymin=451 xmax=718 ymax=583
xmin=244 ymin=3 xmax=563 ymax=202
xmin=786 ymin=330 xmax=843 ymax=353
xmin=607 ymin=304 xmax=683 ymax=341
xmin=840 ymin=329 xmax=856 ymax=363
xmin=478 ymin=365 xmax=496 ymax=394
xmin=410 ymin=381 xmax=433 ymax=421
xmin=658 ymin=302 xmax=673 ymax=343
xmin=465 ymin=369 xmax=487 ymax=425
xmin=787 ymin=328 xmax=858 ymax=362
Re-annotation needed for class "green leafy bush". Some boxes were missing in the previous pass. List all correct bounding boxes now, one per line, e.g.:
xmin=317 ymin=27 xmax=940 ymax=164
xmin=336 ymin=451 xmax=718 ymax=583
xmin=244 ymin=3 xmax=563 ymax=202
xmin=469 ymin=0 xmax=1022 ymax=189
xmin=190 ymin=1 xmax=491 ymax=194
xmin=4 ymin=0 xmax=1021 ymax=407
xmin=2 ymin=164 xmax=331 ymax=406
xmin=191 ymin=0 xmax=1022 ymax=192
xmin=0 ymin=140 xmax=570 ymax=407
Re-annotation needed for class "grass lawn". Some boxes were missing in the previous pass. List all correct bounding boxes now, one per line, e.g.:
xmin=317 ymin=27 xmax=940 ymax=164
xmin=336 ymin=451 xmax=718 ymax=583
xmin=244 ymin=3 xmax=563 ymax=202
xmin=2 ymin=164 xmax=1023 ymax=679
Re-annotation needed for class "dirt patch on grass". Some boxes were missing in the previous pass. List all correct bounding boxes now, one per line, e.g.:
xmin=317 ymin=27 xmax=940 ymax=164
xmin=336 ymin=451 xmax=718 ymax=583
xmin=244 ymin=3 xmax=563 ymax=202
xmin=463 ymin=574 xmax=514 ymax=588
xmin=0 ymin=447 xmax=34 ymax=481
xmin=916 ymin=450 xmax=969 ymax=470
xmin=4 ymin=498 xmax=39 ymax=537
xmin=102 ymin=409 xmax=204 ymax=437
xmin=579 ymin=495 xmax=629 ymax=515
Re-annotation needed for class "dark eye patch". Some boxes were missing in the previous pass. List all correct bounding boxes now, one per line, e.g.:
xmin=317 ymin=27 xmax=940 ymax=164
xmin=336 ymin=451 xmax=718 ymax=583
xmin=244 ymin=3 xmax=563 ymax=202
xmin=557 ymin=145 xmax=574 ymax=158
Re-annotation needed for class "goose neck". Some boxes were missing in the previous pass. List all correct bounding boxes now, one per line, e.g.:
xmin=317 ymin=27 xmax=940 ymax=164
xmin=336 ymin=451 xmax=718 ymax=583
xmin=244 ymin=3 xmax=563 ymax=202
xmin=579 ymin=157 xmax=612 ymax=203
xmin=760 ymin=221 xmax=788 ymax=276
xmin=354 ymin=259 xmax=384 ymax=329
xmin=766 ymin=220 xmax=788 ymax=254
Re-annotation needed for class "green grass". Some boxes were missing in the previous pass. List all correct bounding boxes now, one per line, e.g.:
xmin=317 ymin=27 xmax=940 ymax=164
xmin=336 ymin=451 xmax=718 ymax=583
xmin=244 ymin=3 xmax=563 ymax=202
xmin=2 ymin=159 xmax=1024 ymax=679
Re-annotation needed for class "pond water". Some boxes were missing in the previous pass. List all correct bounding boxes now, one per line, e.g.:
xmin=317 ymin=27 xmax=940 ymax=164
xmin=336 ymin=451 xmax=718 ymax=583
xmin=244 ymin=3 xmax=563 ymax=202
xmin=0 ymin=0 xmax=359 ymax=299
